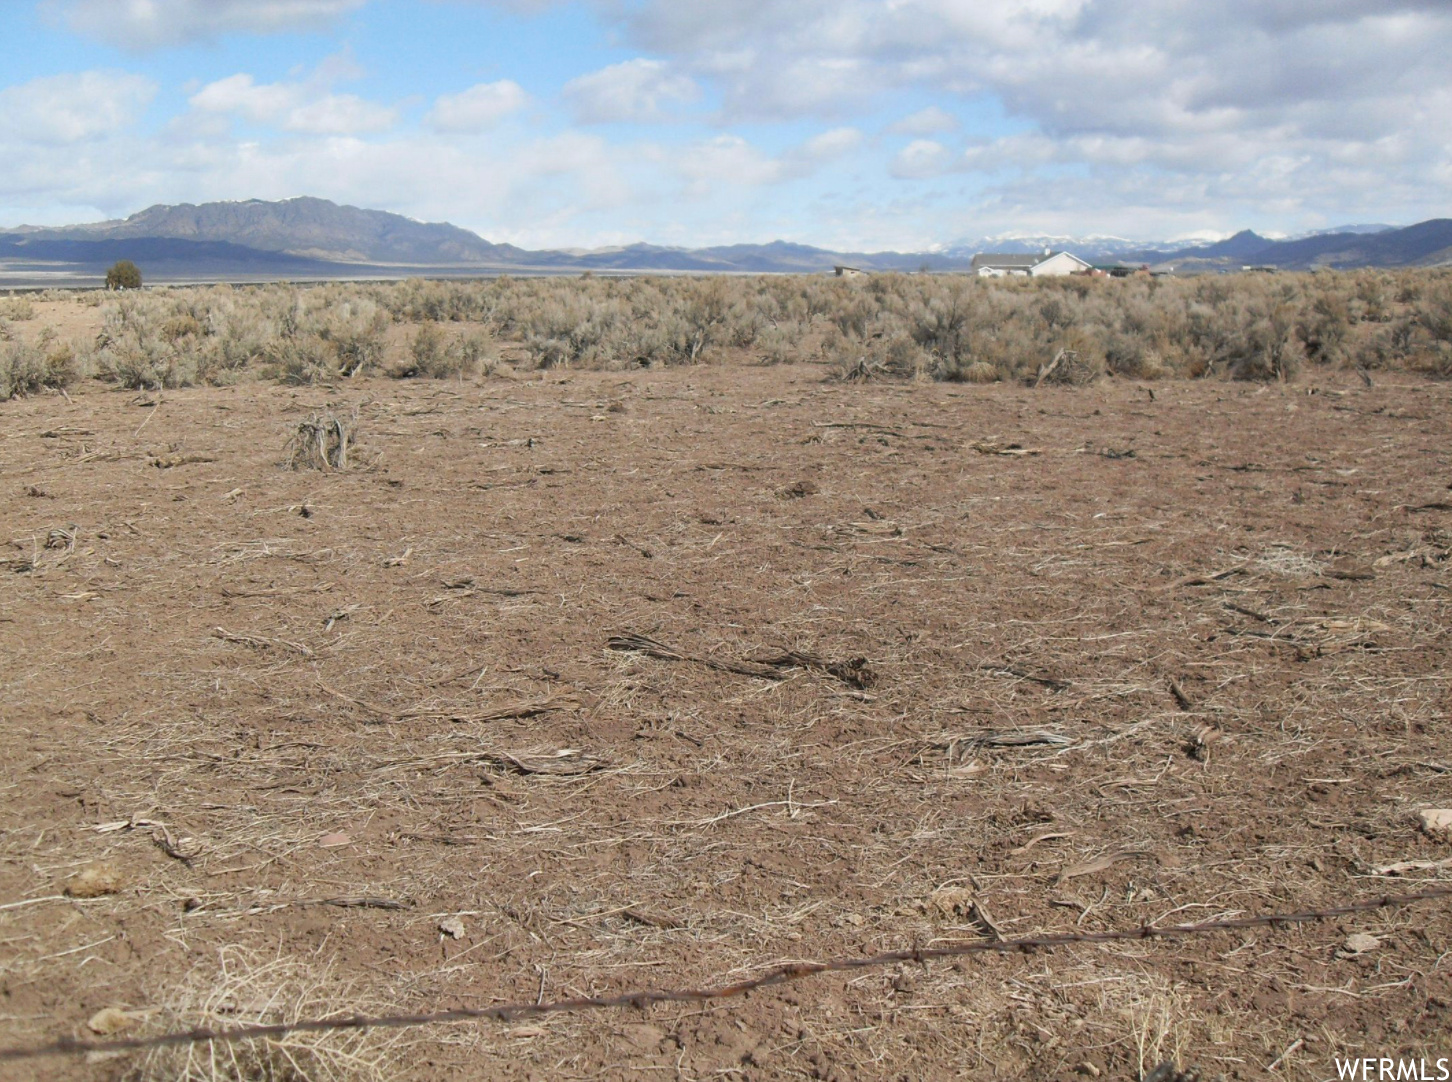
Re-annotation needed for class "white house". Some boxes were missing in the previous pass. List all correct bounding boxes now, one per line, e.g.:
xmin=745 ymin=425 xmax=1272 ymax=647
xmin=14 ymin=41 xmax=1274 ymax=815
xmin=970 ymin=250 xmax=1092 ymax=277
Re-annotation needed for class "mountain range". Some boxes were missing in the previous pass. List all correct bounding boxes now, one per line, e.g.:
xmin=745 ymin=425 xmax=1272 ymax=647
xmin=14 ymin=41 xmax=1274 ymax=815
xmin=2 ymin=197 xmax=1450 ymax=286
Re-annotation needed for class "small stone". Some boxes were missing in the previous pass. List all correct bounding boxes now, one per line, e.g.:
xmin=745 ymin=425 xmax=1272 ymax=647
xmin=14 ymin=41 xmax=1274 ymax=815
xmin=438 ymin=916 xmax=465 ymax=940
xmin=619 ymin=1023 xmax=665 ymax=1051
xmin=87 ymin=1008 xmax=136 ymax=1035
xmin=926 ymin=886 xmax=975 ymax=920
xmin=318 ymin=832 xmax=351 ymax=848
xmin=1342 ymin=933 xmax=1381 ymax=955
xmin=1419 ymin=809 xmax=1452 ymax=838
xmin=65 ymin=861 xmax=123 ymax=898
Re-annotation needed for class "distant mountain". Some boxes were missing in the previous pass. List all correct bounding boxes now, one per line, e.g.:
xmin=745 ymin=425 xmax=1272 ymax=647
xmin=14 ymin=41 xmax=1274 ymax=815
xmin=1 ymin=198 xmax=1448 ymax=285
xmin=587 ymin=240 xmax=968 ymax=274
xmin=1247 ymin=219 xmax=1452 ymax=268
xmin=1288 ymin=223 xmax=1395 ymax=239
xmin=23 ymin=196 xmax=528 ymax=265
xmin=1176 ymin=230 xmax=1276 ymax=260
xmin=3 ymin=197 xmax=982 ymax=279
xmin=944 ymin=233 xmax=1150 ymax=262
xmin=1136 ymin=219 xmax=1452 ymax=271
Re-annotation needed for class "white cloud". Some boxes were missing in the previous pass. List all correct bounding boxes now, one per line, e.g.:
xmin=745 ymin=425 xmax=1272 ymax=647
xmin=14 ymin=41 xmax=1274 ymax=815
xmin=189 ymin=73 xmax=396 ymax=135
xmin=890 ymin=139 xmax=954 ymax=179
xmin=673 ymin=127 xmax=864 ymax=196
xmin=673 ymin=135 xmax=781 ymax=196
xmin=16 ymin=0 xmax=1452 ymax=246
xmin=890 ymin=107 xmax=958 ymax=136
xmin=47 ymin=0 xmax=365 ymax=49
xmin=570 ymin=0 xmax=1452 ymax=225
xmin=0 ymin=107 xmax=649 ymax=248
xmin=562 ymin=59 xmax=698 ymax=124
xmin=778 ymin=126 xmax=863 ymax=177
xmin=797 ymin=127 xmax=862 ymax=161
xmin=426 ymin=81 xmax=528 ymax=132
xmin=0 ymin=71 xmax=156 ymax=145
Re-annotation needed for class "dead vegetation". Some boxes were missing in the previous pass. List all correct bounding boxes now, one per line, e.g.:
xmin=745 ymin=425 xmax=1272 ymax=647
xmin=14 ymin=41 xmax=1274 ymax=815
xmin=2 ymin=266 xmax=1450 ymax=401
xmin=0 ymin=341 xmax=1449 ymax=1081
xmin=123 ymin=947 xmax=408 ymax=1082
xmin=284 ymin=408 xmax=358 ymax=471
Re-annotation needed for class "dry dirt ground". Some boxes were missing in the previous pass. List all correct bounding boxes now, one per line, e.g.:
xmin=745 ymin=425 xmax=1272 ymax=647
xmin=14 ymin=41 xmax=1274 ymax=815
xmin=1 ymin=362 xmax=1451 ymax=1082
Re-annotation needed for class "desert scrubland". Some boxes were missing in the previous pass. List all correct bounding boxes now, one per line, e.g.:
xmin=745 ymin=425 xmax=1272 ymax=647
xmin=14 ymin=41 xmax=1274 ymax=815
xmin=1 ymin=270 xmax=1450 ymax=1081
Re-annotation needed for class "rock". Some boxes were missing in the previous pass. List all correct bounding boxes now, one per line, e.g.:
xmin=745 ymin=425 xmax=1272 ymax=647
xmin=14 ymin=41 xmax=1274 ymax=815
xmin=1419 ymin=809 xmax=1452 ymax=838
xmin=926 ymin=886 xmax=975 ymax=920
xmin=318 ymin=832 xmax=351 ymax=848
xmin=1342 ymin=933 xmax=1381 ymax=955
xmin=619 ymin=1023 xmax=666 ymax=1051
xmin=87 ymin=1008 xmax=137 ymax=1035
xmin=438 ymin=916 xmax=465 ymax=940
xmin=65 ymin=861 xmax=123 ymax=898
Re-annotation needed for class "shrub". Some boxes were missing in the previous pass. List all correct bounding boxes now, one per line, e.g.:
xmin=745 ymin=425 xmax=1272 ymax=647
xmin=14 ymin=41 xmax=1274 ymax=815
xmin=1223 ymin=305 xmax=1302 ymax=381
xmin=390 ymin=321 xmax=478 ymax=378
xmin=0 ymin=297 xmax=36 ymax=321
xmin=263 ymin=334 xmax=337 ymax=385
xmin=160 ymin=315 xmax=203 ymax=343
xmin=830 ymin=330 xmax=927 ymax=381
xmin=1296 ymin=291 xmax=1352 ymax=365
xmin=101 ymin=339 xmax=196 ymax=389
xmin=1 ymin=341 xmax=46 ymax=400
xmin=106 ymin=260 xmax=143 ymax=291
xmin=1416 ymin=283 xmax=1452 ymax=345
xmin=757 ymin=322 xmax=807 ymax=365
xmin=25 ymin=268 xmax=1452 ymax=391
xmin=956 ymin=360 xmax=999 ymax=384
xmin=1104 ymin=334 xmax=1165 ymax=379
xmin=1037 ymin=345 xmax=1105 ymax=386
xmin=321 ymin=302 xmax=389 ymax=377
xmin=1 ymin=336 xmax=77 ymax=400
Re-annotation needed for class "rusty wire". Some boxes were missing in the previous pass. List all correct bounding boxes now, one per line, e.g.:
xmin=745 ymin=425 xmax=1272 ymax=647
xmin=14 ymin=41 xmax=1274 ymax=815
xmin=3 ymin=884 xmax=1448 ymax=1063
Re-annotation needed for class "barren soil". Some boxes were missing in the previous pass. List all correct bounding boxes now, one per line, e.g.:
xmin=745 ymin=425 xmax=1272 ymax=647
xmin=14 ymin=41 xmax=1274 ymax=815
xmin=2 ymin=363 xmax=1451 ymax=1081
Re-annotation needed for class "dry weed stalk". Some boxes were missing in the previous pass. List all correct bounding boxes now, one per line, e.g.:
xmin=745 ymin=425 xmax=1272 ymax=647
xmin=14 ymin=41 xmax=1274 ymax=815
xmin=285 ymin=408 xmax=356 ymax=471
xmin=124 ymin=947 xmax=406 ymax=1082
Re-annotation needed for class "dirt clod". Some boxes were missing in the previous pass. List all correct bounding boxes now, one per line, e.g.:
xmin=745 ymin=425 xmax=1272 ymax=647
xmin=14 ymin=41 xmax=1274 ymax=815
xmin=86 ymin=1008 xmax=137 ymax=1035
xmin=64 ymin=861 xmax=123 ymax=898
xmin=1419 ymin=809 xmax=1452 ymax=838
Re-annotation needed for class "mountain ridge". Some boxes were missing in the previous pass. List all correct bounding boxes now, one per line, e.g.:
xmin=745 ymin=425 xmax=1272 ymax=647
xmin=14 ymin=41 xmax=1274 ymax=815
xmin=3 ymin=198 xmax=1449 ymax=282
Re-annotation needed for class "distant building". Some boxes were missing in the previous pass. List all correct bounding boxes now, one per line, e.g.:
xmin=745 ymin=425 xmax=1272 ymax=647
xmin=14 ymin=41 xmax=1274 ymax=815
xmin=1093 ymin=263 xmax=1152 ymax=278
xmin=834 ymin=265 xmax=867 ymax=278
xmin=970 ymin=249 xmax=1092 ymax=277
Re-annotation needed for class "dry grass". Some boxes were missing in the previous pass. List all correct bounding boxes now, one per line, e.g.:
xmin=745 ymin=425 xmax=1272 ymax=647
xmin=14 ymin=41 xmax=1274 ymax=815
xmin=7 ymin=266 xmax=1452 ymax=394
xmin=284 ymin=407 xmax=359 ymax=471
xmin=0 ymin=351 xmax=1448 ymax=1081
xmin=124 ymin=947 xmax=407 ymax=1082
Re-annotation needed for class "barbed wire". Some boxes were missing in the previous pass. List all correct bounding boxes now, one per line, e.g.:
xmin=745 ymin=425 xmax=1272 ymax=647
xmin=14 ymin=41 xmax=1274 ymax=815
xmin=3 ymin=884 xmax=1449 ymax=1063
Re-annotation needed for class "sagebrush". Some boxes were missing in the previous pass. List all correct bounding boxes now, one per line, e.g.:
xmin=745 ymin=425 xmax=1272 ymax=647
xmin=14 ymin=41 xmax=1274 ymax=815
xmin=5 ymin=267 xmax=1448 ymax=397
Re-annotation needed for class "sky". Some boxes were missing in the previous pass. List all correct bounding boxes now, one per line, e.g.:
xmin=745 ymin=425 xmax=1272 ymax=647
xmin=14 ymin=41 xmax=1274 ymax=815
xmin=0 ymin=0 xmax=1449 ymax=251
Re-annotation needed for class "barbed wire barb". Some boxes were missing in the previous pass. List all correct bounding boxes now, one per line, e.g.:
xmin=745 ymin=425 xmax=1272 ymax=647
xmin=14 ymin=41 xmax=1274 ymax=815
xmin=2 ymin=884 xmax=1448 ymax=1063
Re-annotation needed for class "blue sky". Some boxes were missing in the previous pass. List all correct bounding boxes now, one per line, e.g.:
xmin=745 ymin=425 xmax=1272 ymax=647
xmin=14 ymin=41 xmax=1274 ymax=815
xmin=1 ymin=0 xmax=1449 ymax=250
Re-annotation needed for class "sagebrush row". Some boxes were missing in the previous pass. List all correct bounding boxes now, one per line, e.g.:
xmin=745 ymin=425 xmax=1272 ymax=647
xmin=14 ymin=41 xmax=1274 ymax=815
xmin=2 ymin=268 xmax=1450 ymax=399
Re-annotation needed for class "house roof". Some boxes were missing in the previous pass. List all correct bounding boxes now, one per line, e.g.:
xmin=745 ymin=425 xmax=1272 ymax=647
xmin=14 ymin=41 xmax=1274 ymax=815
xmin=971 ymin=253 xmax=1047 ymax=269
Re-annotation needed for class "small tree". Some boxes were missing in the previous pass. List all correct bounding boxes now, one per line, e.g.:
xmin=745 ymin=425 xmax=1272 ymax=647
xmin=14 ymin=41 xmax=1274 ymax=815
xmin=105 ymin=260 xmax=142 ymax=291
